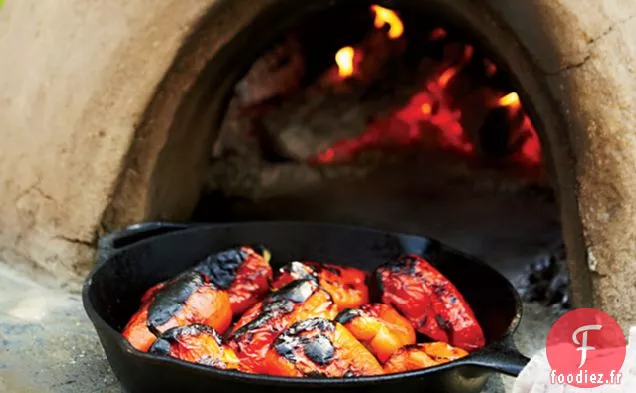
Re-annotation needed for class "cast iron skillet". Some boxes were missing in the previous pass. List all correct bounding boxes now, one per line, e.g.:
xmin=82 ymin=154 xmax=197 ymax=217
xmin=82 ymin=221 xmax=529 ymax=393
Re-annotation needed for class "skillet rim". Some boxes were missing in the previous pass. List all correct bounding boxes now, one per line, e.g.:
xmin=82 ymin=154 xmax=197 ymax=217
xmin=82 ymin=220 xmax=523 ymax=386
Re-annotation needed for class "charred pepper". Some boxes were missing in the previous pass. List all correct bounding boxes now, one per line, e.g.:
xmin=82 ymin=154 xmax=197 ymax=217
xmin=149 ymin=324 xmax=240 ymax=370
xmin=336 ymin=303 xmax=416 ymax=362
xmin=194 ymin=245 xmax=273 ymax=316
xmin=122 ymin=270 xmax=232 ymax=352
xmin=227 ymin=279 xmax=338 ymax=374
xmin=263 ymin=318 xmax=384 ymax=377
xmin=376 ymin=254 xmax=485 ymax=351
xmin=272 ymin=261 xmax=369 ymax=310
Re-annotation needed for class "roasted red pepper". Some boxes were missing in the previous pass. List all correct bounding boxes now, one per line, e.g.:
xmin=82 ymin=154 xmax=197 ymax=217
xmin=335 ymin=303 xmax=415 ymax=362
xmin=383 ymin=342 xmax=469 ymax=374
xmin=227 ymin=279 xmax=338 ymax=373
xmin=149 ymin=324 xmax=240 ymax=370
xmin=195 ymin=246 xmax=273 ymax=316
xmin=120 ymin=302 xmax=157 ymax=353
xmin=376 ymin=255 xmax=485 ymax=351
xmin=263 ymin=318 xmax=384 ymax=377
xmin=122 ymin=270 xmax=232 ymax=352
xmin=271 ymin=261 xmax=369 ymax=310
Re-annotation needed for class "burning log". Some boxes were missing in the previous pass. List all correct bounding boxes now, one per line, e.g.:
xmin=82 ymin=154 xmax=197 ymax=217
xmin=259 ymin=87 xmax=412 ymax=162
xmin=258 ymin=27 xmax=413 ymax=162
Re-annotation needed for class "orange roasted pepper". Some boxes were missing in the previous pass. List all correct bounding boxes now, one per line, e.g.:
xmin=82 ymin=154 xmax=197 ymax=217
xmin=227 ymin=279 xmax=338 ymax=374
xmin=336 ymin=303 xmax=416 ymax=362
xmin=272 ymin=261 xmax=369 ymax=310
xmin=263 ymin=318 xmax=384 ymax=377
xmin=122 ymin=270 xmax=232 ymax=352
xmin=149 ymin=324 xmax=240 ymax=370
xmin=383 ymin=342 xmax=469 ymax=373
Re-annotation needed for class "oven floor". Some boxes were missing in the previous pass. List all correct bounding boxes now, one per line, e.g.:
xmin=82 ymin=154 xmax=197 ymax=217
xmin=0 ymin=263 xmax=565 ymax=393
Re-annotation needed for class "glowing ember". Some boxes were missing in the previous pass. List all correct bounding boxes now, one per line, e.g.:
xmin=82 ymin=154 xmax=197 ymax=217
xmin=335 ymin=46 xmax=356 ymax=78
xmin=421 ymin=103 xmax=432 ymax=116
xmin=370 ymin=5 xmax=404 ymax=39
xmin=517 ymin=116 xmax=542 ymax=165
xmin=484 ymin=59 xmax=497 ymax=76
xmin=430 ymin=27 xmax=447 ymax=41
xmin=498 ymin=92 xmax=520 ymax=108
xmin=314 ymin=54 xmax=541 ymax=167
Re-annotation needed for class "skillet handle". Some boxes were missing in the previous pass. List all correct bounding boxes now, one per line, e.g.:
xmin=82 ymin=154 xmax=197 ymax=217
xmin=96 ymin=222 xmax=192 ymax=266
xmin=462 ymin=336 xmax=530 ymax=377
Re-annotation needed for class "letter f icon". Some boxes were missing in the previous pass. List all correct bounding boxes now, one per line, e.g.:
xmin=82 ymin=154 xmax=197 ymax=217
xmin=572 ymin=324 xmax=602 ymax=368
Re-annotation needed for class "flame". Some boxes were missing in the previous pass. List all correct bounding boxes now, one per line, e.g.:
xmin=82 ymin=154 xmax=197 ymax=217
xmin=498 ymin=92 xmax=520 ymax=108
xmin=335 ymin=46 xmax=356 ymax=78
xmin=496 ymin=92 xmax=541 ymax=165
xmin=371 ymin=5 xmax=404 ymax=39
xmin=433 ymin=45 xmax=473 ymax=90
xmin=437 ymin=68 xmax=457 ymax=89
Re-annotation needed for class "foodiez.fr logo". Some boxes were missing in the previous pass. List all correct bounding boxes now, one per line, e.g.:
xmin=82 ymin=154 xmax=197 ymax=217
xmin=546 ymin=308 xmax=627 ymax=388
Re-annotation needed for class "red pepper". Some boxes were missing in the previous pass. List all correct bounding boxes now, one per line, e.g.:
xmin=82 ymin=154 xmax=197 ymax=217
xmin=121 ymin=270 xmax=232 ymax=352
xmin=376 ymin=255 xmax=485 ymax=351
xmin=149 ymin=324 xmax=240 ymax=370
xmin=226 ymin=279 xmax=338 ymax=374
xmin=271 ymin=261 xmax=369 ymax=310
xmin=194 ymin=246 xmax=273 ymax=316
xmin=263 ymin=318 xmax=384 ymax=377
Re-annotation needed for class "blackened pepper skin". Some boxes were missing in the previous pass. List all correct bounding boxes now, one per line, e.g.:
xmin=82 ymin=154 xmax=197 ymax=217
xmin=122 ymin=270 xmax=232 ymax=352
xmin=271 ymin=261 xmax=369 ymax=310
xmin=226 ymin=279 xmax=338 ymax=374
xmin=147 ymin=271 xmax=204 ymax=333
xmin=149 ymin=324 xmax=240 ymax=370
xmin=195 ymin=246 xmax=273 ymax=316
xmin=376 ymin=255 xmax=485 ymax=352
xmin=263 ymin=318 xmax=384 ymax=377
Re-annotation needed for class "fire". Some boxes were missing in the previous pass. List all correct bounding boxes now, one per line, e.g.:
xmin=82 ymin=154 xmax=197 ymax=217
xmin=437 ymin=68 xmax=458 ymax=90
xmin=371 ymin=5 xmax=404 ymax=39
xmin=496 ymin=92 xmax=541 ymax=165
xmin=315 ymin=13 xmax=542 ymax=169
xmin=335 ymin=46 xmax=356 ymax=78
xmin=431 ymin=45 xmax=473 ymax=91
xmin=498 ymin=92 xmax=520 ymax=108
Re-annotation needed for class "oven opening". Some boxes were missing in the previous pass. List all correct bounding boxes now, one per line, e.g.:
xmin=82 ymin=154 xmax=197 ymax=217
xmin=190 ymin=2 xmax=566 ymax=306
